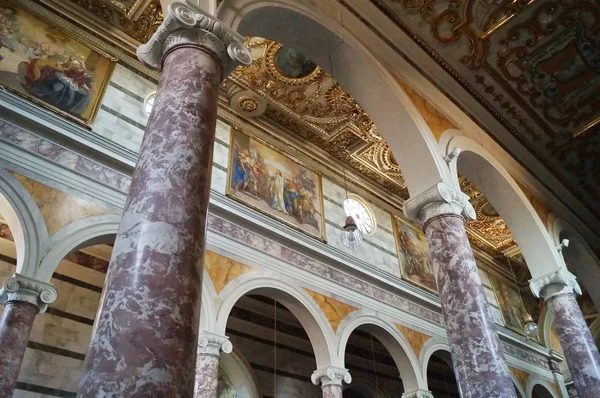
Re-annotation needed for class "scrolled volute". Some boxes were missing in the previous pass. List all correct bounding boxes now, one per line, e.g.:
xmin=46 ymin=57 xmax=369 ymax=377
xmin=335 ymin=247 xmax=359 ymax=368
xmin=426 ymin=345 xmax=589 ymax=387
xmin=311 ymin=367 xmax=352 ymax=387
xmin=197 ymin=331 xmax=233 ymax=356
xmin=403 ymin=182 xmax=476 ymax=227
xmin=137 ymin=0 xmax=251 ymax=79
xmin=0 ymin=273 xmax=57 ymax=313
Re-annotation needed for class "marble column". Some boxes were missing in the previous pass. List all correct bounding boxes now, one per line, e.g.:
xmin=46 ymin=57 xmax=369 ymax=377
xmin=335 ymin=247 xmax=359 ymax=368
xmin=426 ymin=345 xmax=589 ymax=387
xmin=401 ymin=389 xmax=434 ymax=398
xmin=531 ymin=269 xmax=600 ymax=398
xmin=311 ymin=367 xmax=351 ymax=398
xmin=404 ymin=183 xmax=517 ymax=398
xmin=0 ymin=274 xmax=57 ymax=397
xmin=194 ymin=331 xmax=232 ymax=398
xmin=77 ymin=3 xmax=251 ymax=397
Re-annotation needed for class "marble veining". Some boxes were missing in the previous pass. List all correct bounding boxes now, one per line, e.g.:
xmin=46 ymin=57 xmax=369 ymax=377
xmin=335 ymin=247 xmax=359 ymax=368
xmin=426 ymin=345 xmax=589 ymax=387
xmin=547 ymin=293 xmax=600 ymax=398
xmin=78 ymin=47 xmax=221 ymax=397
xmin=322 ymin=384 xmax=343 ymax=398
xmin=424 ymin=214 xmax=516 ymax=398
xmin=204 ymin=250 xmax=255 ymax=294
xmin=0 ymin=302 xmax=39 ymax=397
xmin=194 ymin=354 xmax=219 ymax=398
xmin=395 ymin=323 xmax=431 ymax=358
xmin=305 ymin=289 xmax=357 ymax=332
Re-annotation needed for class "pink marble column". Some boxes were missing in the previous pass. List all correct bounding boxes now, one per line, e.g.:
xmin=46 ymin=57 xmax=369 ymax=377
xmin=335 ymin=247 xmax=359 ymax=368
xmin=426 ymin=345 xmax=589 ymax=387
xmin=312 ymin=367 xmax=351 ymax=398
xmin=194 ymin=332 xmax=232 ymax=398
xmin=405 ymin=183 xmax=517 ymax=398
xmin=77 ymin=4 xmax=250 ymax=397
xmin=0 ymin=274 xmax=57 ymax=397
xmin=532 ymin=270 xmax=600 ymax=398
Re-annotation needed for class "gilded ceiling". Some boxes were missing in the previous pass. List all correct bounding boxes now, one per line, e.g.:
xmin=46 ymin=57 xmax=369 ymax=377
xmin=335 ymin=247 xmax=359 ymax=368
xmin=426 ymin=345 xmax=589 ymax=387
xmin=371 ymin=0 xmax=600 ymax=217
xmin=49 ymin=1 xmax=527 ymax=262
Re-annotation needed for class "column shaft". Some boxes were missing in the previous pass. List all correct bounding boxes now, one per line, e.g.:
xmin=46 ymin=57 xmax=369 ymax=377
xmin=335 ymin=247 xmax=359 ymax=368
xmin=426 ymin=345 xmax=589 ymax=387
xmin=0 ymin=302 xmax=38 ymax=396
xmin=322 ymin=384 xmax=343 ymax=398
xmin=425 ymin=214 xmax=516 ymax=398
xmin=547 ymin=293 xmax=600 ymax=398
xmin=194 ymin=354 xmax=220 ymax=398
xmin=78 ymin=46 xmax=221 ymax=397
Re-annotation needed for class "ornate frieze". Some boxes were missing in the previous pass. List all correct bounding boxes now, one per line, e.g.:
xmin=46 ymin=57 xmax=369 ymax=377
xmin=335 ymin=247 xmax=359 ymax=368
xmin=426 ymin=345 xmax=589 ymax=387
xmin=529 ymin=268 xmax=582 ymax=301
xmin=0 ymin=274 xmax=57 ymax=312
xmin=137 ymin=1 xmax=251 ymax=77
xmin=311 ymin=367 xmax=352 ymax=387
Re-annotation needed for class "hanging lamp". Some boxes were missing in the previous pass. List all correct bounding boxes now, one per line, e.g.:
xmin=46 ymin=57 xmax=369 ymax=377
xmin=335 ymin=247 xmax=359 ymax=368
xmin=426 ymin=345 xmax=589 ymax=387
xmin=340 ymin=167 xmax=363 ymax=248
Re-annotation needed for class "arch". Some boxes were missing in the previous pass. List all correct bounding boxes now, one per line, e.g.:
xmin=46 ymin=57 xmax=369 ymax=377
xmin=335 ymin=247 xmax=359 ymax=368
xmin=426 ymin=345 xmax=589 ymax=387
xmin=215 ymin=272 xmax=336 ymax=369
xmin=337 ymin=311 xmax=424 ymax=392
xmin=419 ymin=338 xmax=457 ymax=393
xmin=199 ymin=274 xmax=218 ymax=333
xmin=35 ymin=214 xmax=120 ymax=282
xmin=442 ymin=134 xmax=563 ymax=279
xmin=510 ymin=373 xmax=527 ymax=398
xmin=549 ymin=214 xmax=600 ymax=311
xmin=526 ymin=376 xmax=559 ymax=398
xmin=217 ymin=0 xmax=451 ymax=197
xmin=0 ymin=168 xmax=47 ymax=277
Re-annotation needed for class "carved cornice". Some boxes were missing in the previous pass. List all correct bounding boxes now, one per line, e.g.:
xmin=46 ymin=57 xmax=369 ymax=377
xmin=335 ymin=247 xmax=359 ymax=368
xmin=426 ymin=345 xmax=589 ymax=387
xmin=137 ymin=1 xmax=251 ymax=78
xmin=529 ymin=268 xmax=582 ymax=301
xmin=197 ymin=331 xmax=233 ymax=357
xmin=403 ymin=182 xmax=476 ymax=226
xmin=401 ymin=389 xmax=435 ymax=398
xmin=311 ymin=367 xmax=352 ymax=387
xmin=0 ymin=274 xmax=57 ymax=312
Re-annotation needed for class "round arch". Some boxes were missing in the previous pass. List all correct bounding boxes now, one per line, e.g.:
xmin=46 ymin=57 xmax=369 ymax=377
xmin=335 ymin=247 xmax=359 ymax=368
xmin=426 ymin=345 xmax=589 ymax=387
xmin=215 ymin=273 xmax=336 ymax=369
xmin=35 ymin=214 xmax=120 ymax=282
xmin=199 ymin=275 xmax=218 ymax=333
xmin=549 ymin=214 xmax=600 ymax=311
xmin=337 ymin=311 xmax=424 ymax=392
xmin=526 ymin=376 xmax=559 ymax=398
xmin=217 ymin=0 xmax=451 ymax=197
xmin=0 ymin=168 xmax=47 ymax=277
xmin=441 ymin=134 xmax=563 ymax=279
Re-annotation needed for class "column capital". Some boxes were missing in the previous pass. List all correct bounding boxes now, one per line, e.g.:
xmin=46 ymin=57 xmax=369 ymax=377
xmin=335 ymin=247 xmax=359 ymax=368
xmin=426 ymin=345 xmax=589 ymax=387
xmin=401 ymin=389 xmax=435 ymax=398
xmin=529 ymin=268 xmax=581 ymax=301
xmin=311 ymin=367 xmax=351 ymax=387
xmin=403 ymin=182 xmax=476 ymax=226
xmin=137 ymin=0 xmax=251 ymax=78
xmin=0 ymin=274 xmax=57 ymax=313
xmin=197 ymin=331 xmax=232 ymax=357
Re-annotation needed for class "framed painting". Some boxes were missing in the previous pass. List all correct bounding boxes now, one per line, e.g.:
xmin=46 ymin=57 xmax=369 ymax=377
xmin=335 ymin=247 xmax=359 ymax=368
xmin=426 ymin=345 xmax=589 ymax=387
xmin=227 ymin=127 xmax=326 ymax=241
xmin=393 ymin=216 xmax=437 ymax=293
xmin=0 ymin=2 xmax=116 ymax=127
xmin=489 ymin=275 xmax=529 ymax=335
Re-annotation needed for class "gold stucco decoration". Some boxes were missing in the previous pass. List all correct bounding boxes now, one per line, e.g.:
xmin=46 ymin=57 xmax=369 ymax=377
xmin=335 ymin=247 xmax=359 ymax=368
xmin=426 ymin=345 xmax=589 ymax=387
xmin=394 ymin=323 xmax=431 ymax=359
xmin=12 ymin=173 xmax=115 ymax=236
xmin=203 ymin=251 xmax=255 ymax=295
xmin=304 ymin=289 xmax=357 ymax=332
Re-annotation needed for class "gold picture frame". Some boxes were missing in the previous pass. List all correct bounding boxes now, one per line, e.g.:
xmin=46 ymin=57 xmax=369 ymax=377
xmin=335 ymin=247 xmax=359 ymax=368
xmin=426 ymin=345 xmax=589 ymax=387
xmin=392 ymin=215 xmax=437 ymax=294
xmin=227 ymin=127 xmax=326 ymax=241
xmin=0 ymin=1 xmax=116 ymax=128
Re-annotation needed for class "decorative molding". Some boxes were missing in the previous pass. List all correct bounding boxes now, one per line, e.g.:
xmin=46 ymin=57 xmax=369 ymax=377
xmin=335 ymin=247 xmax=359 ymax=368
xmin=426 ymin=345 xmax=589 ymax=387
xmin=0 ymin=273 xmax=57 ymax=312
xmin=137 ymin=0 xmax=251 ymax=77
xmin=403 ymin=182 xmax=476 ymax=225
xmin=529 ymin=268 xmax=582 ymax=301
xmin=401 ymin=389 xmax=434 ymax=398
xmin=197 ymin=330 xmax=233 ymax=357
xmin=311 ymin=366 xmax=351 ymax=387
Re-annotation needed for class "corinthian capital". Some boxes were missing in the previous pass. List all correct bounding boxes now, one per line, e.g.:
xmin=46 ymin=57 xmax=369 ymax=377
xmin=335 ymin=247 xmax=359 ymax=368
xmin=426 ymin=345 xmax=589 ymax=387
xmin=197 ymin=331 xmax=233 ymax=357
xmin=137 ymin=0 xmax=251 ymax=78
xmin=529 ymin=268 xmax=582 ymax=301
xmin=0 ymin=274 xmax=57 ymax=313
xmin=403 ymin=182 xmax=476 ymax=227
xmin=311 ymin=367 xmax=352 ymax=387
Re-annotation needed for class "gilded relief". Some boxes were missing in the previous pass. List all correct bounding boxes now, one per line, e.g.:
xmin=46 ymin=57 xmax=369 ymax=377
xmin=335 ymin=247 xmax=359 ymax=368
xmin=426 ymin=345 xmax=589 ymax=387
xmin=393 ymin=216 xmax=437 ymax=293
xmin=13 ymin=173 xmax=114 ymax=236
xmin=203 ymin=251 xmax=255 ymax=295
xmin=394 ymin=323 xmax=431 ymax=358
xmin=305 ymin=289 xmax=357 ymax=332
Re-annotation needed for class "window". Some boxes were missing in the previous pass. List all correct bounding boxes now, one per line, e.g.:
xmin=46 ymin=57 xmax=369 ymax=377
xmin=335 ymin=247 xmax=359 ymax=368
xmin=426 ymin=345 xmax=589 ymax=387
xmin=343 ymin=194 xmax=376 ymax=235
xmin=143 ymin=92 xmax=156 ymax=116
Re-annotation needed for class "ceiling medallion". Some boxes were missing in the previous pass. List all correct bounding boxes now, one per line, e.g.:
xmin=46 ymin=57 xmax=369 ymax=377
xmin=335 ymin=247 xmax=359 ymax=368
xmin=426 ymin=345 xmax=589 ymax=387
xmin=265 ymin=42 xmax=324 ymax=85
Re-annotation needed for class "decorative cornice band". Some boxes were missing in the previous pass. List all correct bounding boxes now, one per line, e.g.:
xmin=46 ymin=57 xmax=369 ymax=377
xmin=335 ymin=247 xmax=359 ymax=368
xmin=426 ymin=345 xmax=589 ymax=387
xmin=0 ymin=273 xmax=57 ymax=313
xmin=137 ymin=0 xmax=251 ymax=78
xmin=529 ymin=268 xmax=581 ymax=301
xmin=401 ymin=389 xmax=435 ymax=398
xmin=403 ymin=182 xmax=476 ymax=226
xmin=197 ymin=331 xmax=233 ymax=357
xmin=311 ymin=367 xmax=352 ymax=387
